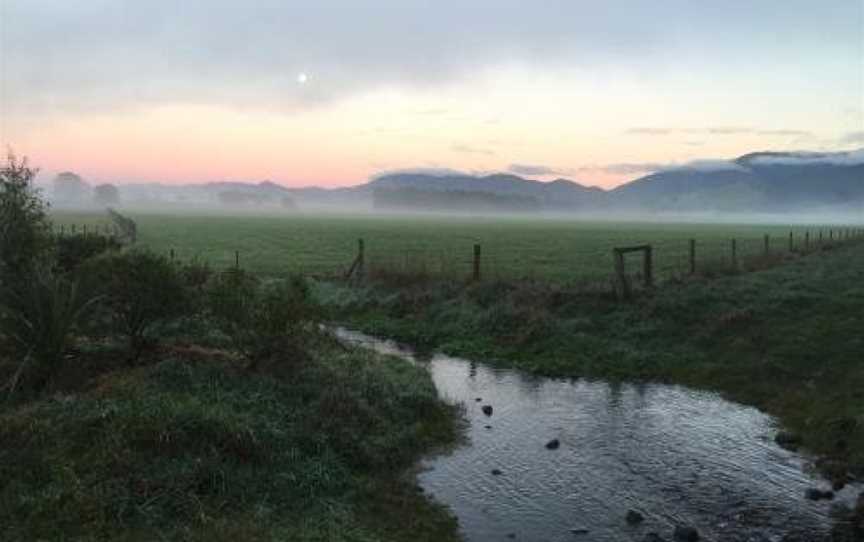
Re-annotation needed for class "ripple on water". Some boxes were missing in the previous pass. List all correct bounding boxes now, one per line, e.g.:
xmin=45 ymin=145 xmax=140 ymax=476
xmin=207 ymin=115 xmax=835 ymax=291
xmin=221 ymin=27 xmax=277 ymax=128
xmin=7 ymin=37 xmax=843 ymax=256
xmin=334 ymin=328 xmax=858 ymax=542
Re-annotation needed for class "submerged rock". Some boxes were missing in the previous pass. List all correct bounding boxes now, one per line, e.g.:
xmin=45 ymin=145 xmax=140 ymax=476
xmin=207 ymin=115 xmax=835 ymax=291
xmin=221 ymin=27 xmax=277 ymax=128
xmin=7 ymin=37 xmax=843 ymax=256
xmin=805 ymin=488 xmax=835 ymax=501
xmin=491 ymin=468 xmax=503 ymax=476
xmin=673 ymin=526 xmax=700 ymax=541
xmin=626 ymin=510 xmax=645 ymax=525
xmin=569 ymin=527 xmax=589 ymax=535
xmin=545 ymin=438 xmax=561 ymax=450
xmin=482 ymin=405 xmax=494 ymax=416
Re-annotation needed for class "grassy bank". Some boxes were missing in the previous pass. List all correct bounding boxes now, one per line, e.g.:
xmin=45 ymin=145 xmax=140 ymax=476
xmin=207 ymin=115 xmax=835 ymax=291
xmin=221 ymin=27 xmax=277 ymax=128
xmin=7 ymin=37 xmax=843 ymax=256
xmin=322 ymin=242 xmax=864 ymax=481
xmin=0 ymin=338 xmax=461 ymax=541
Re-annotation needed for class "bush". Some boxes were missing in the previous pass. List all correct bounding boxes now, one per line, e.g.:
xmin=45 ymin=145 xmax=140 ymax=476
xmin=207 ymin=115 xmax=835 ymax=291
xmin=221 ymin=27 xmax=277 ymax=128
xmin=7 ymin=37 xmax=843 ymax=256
xmin=0 ymin=152 xmax=51 ymax=280
xmin=208 ymin=272 xmax=321 ymax=371
xmin=54 ymin=233 xmax=122 ymax=274
xmin=0 ymin=269 xmax=93 ymax=393
xmin=84 ymin=250 xmax=189 ymax=357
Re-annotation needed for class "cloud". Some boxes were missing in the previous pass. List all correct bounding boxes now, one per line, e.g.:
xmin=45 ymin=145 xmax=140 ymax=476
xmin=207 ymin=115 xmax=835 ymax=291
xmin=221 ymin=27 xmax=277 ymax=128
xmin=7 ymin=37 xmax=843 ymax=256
xmin=747 ymin=149 xmax=864 ymax=167
xmin=755 ymin=129 xmax=813 ymax=137
xmin=705 ymin=127 xmax=753 ymax=135
xmin=578 ymin=162 xmax=670 ymax=175
xmin=1 ymin=0 xmax=684 ymax=116
xmin=370 ymin=167 xmax=469 ymax=180
xmin=625 ymin=127 xmax=813 ymax=138
xmin=840 ymin=131 xmax=864 ymax=144
xmin=667 ymin=159 xmax=749 ymax=172
xmin=451 ymin=143 xmax=496 ymax=156
xmin=624 ymin=128 xmax=672 ymax=135
xmin=507 ymin=163 xmax=574 ymax=176
xmin=6 ymin=0 xmax=856 ymax=120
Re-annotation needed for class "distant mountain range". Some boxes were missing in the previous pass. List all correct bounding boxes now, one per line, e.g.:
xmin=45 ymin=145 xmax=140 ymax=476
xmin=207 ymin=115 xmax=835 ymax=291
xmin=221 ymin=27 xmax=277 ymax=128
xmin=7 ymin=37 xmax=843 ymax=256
xmin=52 ymin=149 xmax=864 ymax=215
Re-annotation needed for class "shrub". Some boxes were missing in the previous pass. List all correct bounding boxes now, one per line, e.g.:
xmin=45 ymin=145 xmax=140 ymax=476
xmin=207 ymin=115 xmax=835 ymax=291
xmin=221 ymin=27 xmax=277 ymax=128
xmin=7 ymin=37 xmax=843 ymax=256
xmin=0 ymin=152 xmax=51 ymax=280
xmin=208 ymin=273 xmax=321 ymax=371
xmin=0 ymin=269 xmax=93 ymax=393
xmin=54 ymin=233 xmax=122 ymax=274
xmin=84 ymin=250 xmax=188 ymax=358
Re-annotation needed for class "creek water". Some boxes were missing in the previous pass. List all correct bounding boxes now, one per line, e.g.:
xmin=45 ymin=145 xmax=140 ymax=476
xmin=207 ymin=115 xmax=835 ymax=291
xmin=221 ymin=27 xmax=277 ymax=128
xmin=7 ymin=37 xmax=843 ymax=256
xmin=335 ymin=328 xmax=857 ymax=542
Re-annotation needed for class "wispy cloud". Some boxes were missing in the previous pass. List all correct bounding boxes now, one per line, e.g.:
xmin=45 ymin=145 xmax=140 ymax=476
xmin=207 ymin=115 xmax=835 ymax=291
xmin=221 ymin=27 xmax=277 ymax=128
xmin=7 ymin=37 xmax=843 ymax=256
xmin=578 ymin=162 xmax=670 ymax=175
xmin=747 ymin=149 xmax=864 ymax=167
xmin=840 ymin=131 xmax=864 ymax=144
xmin=507 ymin=164 xmax=573 ymax=176
xmin=755 ymin=129 xmax=812 ymax=137
xmin=625 ymin=127 xmax=813 ymax=138
xmin=624 ymin=127 xmax=672 ymax=135
xmin=451 ymin=143 xmax=496 ymax=156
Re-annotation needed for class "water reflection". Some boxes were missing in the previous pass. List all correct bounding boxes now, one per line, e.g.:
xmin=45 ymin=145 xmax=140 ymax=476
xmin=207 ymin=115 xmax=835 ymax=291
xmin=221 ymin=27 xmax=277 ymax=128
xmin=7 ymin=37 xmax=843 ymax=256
xmin=335 ymin=328 xmax=857 ymax=542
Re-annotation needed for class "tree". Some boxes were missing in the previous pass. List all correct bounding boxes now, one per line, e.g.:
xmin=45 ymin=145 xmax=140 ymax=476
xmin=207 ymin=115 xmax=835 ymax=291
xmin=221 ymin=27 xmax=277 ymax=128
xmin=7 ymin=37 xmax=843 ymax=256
xmin=1 ymin=153 xmax=90 ymax=393
xmin=93 ymin=183 xmax=120 ymax=206
xmin=0 ymin=152 xmax=51 ymax=279
xmin=53 ymin=171 xmax=90 ymax=203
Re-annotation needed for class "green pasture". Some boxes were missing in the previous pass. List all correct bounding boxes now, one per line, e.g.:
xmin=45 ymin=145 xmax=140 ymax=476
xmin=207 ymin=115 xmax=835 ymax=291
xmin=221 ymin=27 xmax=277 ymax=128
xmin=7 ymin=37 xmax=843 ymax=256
xmin=50 ymin=210 xmax=855 ymax=283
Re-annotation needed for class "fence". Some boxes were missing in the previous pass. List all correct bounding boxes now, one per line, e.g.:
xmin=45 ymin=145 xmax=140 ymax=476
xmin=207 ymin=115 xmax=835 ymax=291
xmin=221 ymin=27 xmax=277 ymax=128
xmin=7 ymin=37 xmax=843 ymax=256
xmin=53 ymin=209 xmax=138 ymax=245
xmin=51 ymin=217 xmax=864 ymax=294
xmin=162 ymin=226 xmax=864 ymax=289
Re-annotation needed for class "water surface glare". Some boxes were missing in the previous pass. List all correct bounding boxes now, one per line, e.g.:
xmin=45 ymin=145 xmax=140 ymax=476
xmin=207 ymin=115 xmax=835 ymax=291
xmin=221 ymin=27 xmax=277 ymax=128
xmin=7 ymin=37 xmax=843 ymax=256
xmin=335 ymin=328 xmax=856 ymax=541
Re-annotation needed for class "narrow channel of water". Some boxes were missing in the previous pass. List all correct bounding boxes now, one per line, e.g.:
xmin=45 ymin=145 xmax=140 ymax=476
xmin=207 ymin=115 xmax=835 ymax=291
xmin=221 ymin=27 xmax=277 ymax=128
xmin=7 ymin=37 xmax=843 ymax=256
xmin=335 ymin=328 xmax=858 ymax=542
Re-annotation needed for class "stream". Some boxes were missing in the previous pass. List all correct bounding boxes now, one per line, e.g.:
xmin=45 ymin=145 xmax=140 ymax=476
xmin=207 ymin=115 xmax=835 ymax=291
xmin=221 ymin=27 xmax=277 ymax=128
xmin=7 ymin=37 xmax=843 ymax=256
xmin=335 ymin=328 xmax=858 ymax=542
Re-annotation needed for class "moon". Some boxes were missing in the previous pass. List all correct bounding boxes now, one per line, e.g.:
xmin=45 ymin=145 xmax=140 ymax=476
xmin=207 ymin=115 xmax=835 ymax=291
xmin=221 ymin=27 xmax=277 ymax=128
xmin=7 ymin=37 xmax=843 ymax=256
xmin=297 ymin=72 xmax=308 ymax=84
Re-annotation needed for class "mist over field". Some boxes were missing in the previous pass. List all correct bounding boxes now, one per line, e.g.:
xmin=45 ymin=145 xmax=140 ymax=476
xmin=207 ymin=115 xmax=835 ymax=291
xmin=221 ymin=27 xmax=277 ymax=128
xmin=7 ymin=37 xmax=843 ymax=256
xmin=44 ymin=146 xmax=864 ymax=227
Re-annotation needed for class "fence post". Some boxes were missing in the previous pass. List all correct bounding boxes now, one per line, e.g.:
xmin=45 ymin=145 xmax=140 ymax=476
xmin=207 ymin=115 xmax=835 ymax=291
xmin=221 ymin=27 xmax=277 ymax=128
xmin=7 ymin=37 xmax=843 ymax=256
xmin=689 ymin=239 xmax=696 ymax=275
xmin=613 ymin=249 xmax=629 ymax=299
xmin=731 ymin=238 xmax=737 ymax=268
xmin=473 ymin=244 xmax=481 ymax=282
xmin=644 ymin=245 xmax=654 ymax=289
xmin=235 ymin=250 xmax=240 ymax=271
xmin=829 ymin=229 xmax=834 ymax=242
xmin=763 ymin=234 xmax=770 ymax=255
xmin=788 ymin=231 xmax=794 ymax=252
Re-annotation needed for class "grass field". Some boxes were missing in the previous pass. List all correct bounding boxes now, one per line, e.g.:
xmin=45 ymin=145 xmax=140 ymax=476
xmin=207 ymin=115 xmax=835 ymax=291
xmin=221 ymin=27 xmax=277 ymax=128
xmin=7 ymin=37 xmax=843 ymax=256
xmin=50 ymin=210 xmax=857 ymax=283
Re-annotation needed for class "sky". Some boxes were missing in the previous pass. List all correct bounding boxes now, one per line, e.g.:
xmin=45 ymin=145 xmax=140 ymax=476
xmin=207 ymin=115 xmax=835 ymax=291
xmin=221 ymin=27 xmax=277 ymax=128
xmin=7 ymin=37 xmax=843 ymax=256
xmin=0 ymin=0 xmax=862 ymax=188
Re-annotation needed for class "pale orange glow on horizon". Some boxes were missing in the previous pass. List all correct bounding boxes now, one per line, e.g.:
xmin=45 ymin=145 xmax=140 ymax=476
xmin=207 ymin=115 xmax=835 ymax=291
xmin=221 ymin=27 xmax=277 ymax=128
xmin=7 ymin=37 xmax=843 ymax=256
xmin=4 ymin=66 xmax=860 ymax=190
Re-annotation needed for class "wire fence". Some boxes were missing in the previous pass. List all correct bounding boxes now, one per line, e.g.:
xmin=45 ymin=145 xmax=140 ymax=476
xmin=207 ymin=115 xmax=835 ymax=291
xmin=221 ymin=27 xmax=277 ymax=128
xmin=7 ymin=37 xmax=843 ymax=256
xmin=50 ymin=215 xmax=864 ymax=291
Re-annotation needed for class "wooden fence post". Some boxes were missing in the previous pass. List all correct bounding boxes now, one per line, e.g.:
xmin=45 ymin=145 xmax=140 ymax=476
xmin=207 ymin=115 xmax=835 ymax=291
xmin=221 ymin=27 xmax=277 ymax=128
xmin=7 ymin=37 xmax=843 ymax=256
xmin=731 ymin=238 xmax=737 ymax=268
xmin=788 ymin=231 xmax=794 ymax=252
xmin=613 ymin=249 xmax=629 ymax=299
xmin=644 ymin=245 xmax=654 ymax=288
xmin=688 ymin=239 xmax=696 ymax=275
xmin=763 ymin=234 xmax=770 ymax=255
xmin=473 ymin=244 xmax=481 ymax=282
